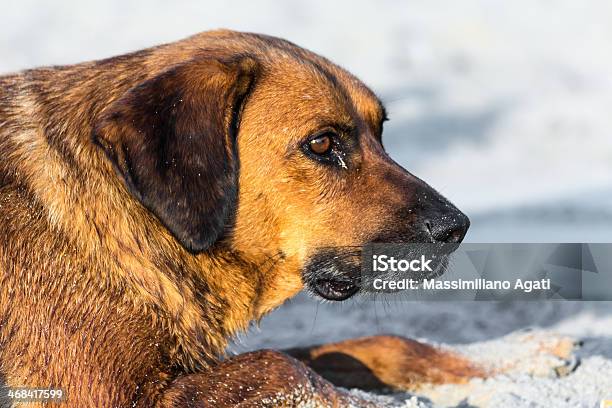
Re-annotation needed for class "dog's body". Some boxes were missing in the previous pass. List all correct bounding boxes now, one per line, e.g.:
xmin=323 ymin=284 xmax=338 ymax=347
xmin=0 ymin=30 xmax=478 ymax=407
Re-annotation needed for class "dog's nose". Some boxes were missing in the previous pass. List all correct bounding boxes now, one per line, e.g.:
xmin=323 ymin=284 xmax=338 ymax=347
xmin=425 ymin=211 xmax=470 ymax=243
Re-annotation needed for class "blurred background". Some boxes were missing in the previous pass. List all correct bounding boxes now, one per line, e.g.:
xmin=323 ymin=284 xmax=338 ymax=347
xmin=3 ymin=0 xmax=611 ymax=352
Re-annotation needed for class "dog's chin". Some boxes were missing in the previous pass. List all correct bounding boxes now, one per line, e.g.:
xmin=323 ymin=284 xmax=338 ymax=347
xmin=303 ymin=248 xmax=361 ymax=301
xmin=311 ymin=278 xmax=359 ymax=301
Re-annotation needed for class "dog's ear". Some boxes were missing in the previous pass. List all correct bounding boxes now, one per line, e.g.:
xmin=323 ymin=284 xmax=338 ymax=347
xmin=94 ymin=56 xmax=258 ymax=253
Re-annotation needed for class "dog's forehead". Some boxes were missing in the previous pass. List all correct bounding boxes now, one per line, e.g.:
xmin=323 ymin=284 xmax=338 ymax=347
xmin=184 ymin=30 xmax=385 ymax=126
xmin=255 ymin=49 xmax=385 ymax=135
xmin=187 ymin=30 xmax=385 ymax=135
xmin=290 ymin=57 xmax=381 ymax=120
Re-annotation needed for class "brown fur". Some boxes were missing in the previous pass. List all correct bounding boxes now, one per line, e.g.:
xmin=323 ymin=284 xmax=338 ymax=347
xmin=0 ymin=30 xmax=476 ymax=407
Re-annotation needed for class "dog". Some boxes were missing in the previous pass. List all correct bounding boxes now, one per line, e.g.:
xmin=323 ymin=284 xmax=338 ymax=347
xmin=0 ymin=30 xmax=481 ymax=407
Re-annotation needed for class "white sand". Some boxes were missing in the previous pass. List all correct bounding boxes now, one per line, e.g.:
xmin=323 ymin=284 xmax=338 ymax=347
xmin=238 ymin=296 xmax=612 ymax=407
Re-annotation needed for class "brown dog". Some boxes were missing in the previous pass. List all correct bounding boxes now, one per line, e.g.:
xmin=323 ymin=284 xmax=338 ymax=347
xmin=0 ymin=30 xmax=479 ymax=407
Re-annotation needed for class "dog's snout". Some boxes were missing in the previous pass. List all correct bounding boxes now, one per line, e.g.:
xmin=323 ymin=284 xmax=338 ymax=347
xmin=425 ymin=211 xmax=470 ymax=243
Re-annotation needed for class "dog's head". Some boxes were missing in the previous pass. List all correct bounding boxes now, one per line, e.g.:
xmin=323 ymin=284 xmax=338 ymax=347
xmin=94 ymin=30 xmax=469 ymax=307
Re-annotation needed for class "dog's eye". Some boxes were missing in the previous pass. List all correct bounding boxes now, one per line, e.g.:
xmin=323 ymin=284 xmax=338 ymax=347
xmin=302 ymin=131 xmax=347 ymax=168
xmin=308 ymin=134 xmax=332 ymax=155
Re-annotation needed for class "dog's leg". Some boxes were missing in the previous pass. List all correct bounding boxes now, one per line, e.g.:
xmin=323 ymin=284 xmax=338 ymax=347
xmin=285 ymin=335 xmax=487 ymax=391
xmin=158 ymin=350 xmax=377 ymax=407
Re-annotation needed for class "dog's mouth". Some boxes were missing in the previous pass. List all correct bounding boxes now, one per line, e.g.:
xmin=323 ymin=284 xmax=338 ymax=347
xmin=304 ymin=248 xmax=362 ymax=301
xmin=304 ymin=243 xmax=460 ymax=300
xmin=312 ymin=277 xmax=360 ymax=301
